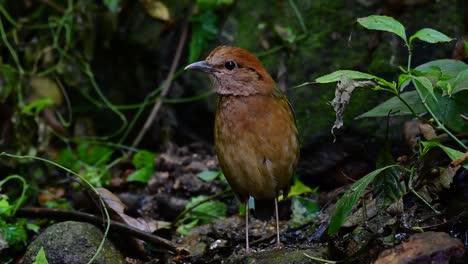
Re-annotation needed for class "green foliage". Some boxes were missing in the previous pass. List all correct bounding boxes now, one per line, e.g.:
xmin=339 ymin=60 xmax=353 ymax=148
xmin=176 ymin=195 xmax=227 ymax=235
xmin=289 ymin=196 xmax=319 ymax=228
xmin=420 ymin=141 xmax=468 ymax=169
xmin=33 ymin=247 xmax=49 ymax=264
xmin=328 ymin=165 xmax=398 ymax=234
xmin=127 ymin=150 xmax=158 ymax=183
xmin=286 ymin=176 xmax=318 ymax=198
xmin=315 ymin=70 xmax=378 ymax=83
xmin=357 ymin=91 xmax=425 ymax=118
xmin=21 ymin=99 xmax=55 ymax=116
xmin=103 ymin=0 xmax=121 ymax=13
xmin=188 ymin=0 xmax=234 ymax=62
xmin=374 ymin=144 xmax=406 ymax=207
xmin=0 ymin=174 xmax=38 ymax=253
xmin=197 ymin=170 xmax=221 ymax=182
xmin=318 ymin=15 xmax=466 ymax=234
xmin=57 ymin=143 xmax=114 ymax=187
xmin=357 ymin=15 xmax=407 ymax=43
xmin=409 ymin=28 xmax=453 ymax=46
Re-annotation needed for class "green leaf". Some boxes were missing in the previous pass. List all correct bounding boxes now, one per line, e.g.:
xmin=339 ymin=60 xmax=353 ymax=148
xmin=127 ymin=167 xmax=154 ymax=183
xmin=409 ymin=28 xmax=453 ymax=45
xmin=103 ymin=0 xmax=121 ymax=13
xmin=414 ymin=82 xmax=468 ymax=134
xmin=132 ymin=150 xmax=157 ymax=169
xmin=328 ymin=165 xmax=398 ymax=234
xmin=2 ymin=219 xmax=28 ymax=245
xmin=186 ymin=195 xmax=227 ymax=224
xmin=0 ymin=64 xmax=18 ymax=102
xmin=374 ymin=144 xmax=406 ymax=207
xmin=357 ymin=15 xmax=407 ymax=43
xmin=176 ymin=219 xmax=199 ymax=235
xmin=289 ymin=196 xmax=319 ymax=228
xmin=420 ymin=141 xmax=468 ymax=169
xmin=357 ymin=91 xmax=426 ymax=118
xmin=77 ymin=143 xmax=113 ymax=166
xmin=21 ymin=98 xmax=54 ymax=116
xmin=33 ymin=247 xmax=49 ymax=264
xmin=416 ymin=59 xmax=468 ymax=79
xmin=0 ymin=199 xmax=13 ymax=216
xmin=56 ymin=148 xmax=81 ymax=172
xmin=315 ymin=70 xmax=378 ymax=83
xmin=197 ymin=170 xmax=220 ymax=182
xmin=398 ymin=74 xmax=411 ymax=91
xmin=413 ymin=76 xmax=437 ymax=102
xmin=26 ymin=223 xmax=40 ymax=233
xmin=189 ymin=11 xmax=218 ymax=62
xmin=440 ymin=69 xmax=468 ymax=95
xmin=287 ymin=177 xmax=317 ymax=198
xmin=192 ymin=200 xmax=227 ymax=223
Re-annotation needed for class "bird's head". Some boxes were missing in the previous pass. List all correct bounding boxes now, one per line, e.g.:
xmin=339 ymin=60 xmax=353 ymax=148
xmin=184 ymin=46 xmax=275 ymax=96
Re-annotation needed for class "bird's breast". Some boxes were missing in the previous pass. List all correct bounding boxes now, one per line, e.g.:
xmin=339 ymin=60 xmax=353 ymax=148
xmin=214 ymin=95 xmax=299 ymax=201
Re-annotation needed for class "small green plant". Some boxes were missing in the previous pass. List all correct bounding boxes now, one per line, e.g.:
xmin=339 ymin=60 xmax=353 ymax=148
xmin=0 ymin=175 xmax=39 ymax=254
xmin=315 ymin=15 xmax=468 ymax=234
xmin=127 ymin=150 xmax=158 ymax=183
xmin=176 ymin=195 xmax=227 ymax=235
xmin=33 ymin=247 xmax=49 ymax=264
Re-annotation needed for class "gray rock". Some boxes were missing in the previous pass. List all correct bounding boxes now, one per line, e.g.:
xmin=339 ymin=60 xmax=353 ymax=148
xmin=23 ymin=221 xmax=125 ymax=264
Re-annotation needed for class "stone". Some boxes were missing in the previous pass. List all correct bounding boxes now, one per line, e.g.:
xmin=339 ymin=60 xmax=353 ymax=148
xmin=23 ymin=221 xmax=125 ymax=264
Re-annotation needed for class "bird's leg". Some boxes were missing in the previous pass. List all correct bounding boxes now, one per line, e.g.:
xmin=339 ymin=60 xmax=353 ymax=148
xmin=274 ymin=197 xmax=282 ymax=248
xmin=245 ymin=200 xmax=250 ymax=251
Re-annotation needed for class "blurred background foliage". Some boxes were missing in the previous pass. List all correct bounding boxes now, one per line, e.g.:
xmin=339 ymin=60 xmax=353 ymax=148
xmin=0 ymin=0 xmax=464 ymax=154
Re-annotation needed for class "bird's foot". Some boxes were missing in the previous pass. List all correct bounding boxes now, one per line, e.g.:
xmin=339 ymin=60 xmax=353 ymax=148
xmin=274 ymin=241 xmax=284 ymax=249
xmin=240 ymin=246 xmax=254 ymax=255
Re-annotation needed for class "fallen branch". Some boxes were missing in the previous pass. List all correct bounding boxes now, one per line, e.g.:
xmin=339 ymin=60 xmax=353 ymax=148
xmin=16 ymin=207 xmax=189 ymax=256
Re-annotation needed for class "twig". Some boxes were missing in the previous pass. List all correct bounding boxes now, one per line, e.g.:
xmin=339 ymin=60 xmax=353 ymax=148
xmin=304 ymin=253 xmax=337 ymax=263
xmin=15 ymin=207 xmax=189 ymax=256
xmin=408 ymin=168 xmax=441 ymax=215
xmin=129 ymin=15 xmax=190 ymax=153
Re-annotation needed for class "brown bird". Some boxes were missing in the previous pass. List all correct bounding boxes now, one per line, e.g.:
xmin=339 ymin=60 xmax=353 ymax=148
xmin=185 ymin=46 xmax=299 ymax=250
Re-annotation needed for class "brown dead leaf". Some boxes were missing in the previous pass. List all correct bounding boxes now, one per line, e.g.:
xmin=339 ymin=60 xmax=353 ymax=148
xmin=450 ymin=152 xmax=468 ymax=167
xmin=330 ymin=77 xmax=375 ymax=135
xmin=418 ymin=123 xmax=437 ymax=140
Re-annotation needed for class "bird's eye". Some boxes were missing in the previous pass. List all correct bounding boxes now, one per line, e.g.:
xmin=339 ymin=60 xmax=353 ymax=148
xmin=224 ymin=61 xmax=236 ymax=70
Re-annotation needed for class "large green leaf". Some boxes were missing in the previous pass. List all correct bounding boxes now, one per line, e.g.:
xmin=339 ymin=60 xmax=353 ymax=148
xmin=188 ymin=196 xmax=227 ymax=224
xmin=357 ymin=91 xmax=426 ymax=118
xmin=414 ymin=81 xmax=468 ymax=134
xmin=409 ymin=28 xmax=453 ymax=45
xmin=315 ymin=70 xmax=378 ymax=83
xmin=415 ymin=59 xmax=468 ymax=81
xmin=328 ymin=165 xmax=398 ymax=234
xmin=374 ymin=143 xmax=406 ymax=207
xmin=357 ymin=15 xmax=407 ymax=43
xmin=439 ymin=69 xmax=468 ymax=96
xmin=420 ymin=141 xmax=468 ymax=169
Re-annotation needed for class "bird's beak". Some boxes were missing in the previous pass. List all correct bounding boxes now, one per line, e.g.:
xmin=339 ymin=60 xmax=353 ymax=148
xmin=184 ymin=61 xmax=218 ymax=73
